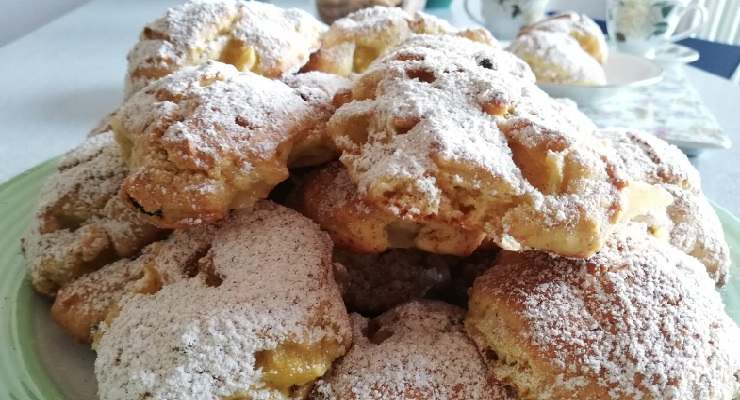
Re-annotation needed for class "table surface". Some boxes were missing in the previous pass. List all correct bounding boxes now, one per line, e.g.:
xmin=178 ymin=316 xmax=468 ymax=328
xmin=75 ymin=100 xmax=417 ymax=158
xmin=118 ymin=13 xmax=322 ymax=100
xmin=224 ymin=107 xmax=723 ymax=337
xmin=1 ymin=0 xmax=739 ymax=215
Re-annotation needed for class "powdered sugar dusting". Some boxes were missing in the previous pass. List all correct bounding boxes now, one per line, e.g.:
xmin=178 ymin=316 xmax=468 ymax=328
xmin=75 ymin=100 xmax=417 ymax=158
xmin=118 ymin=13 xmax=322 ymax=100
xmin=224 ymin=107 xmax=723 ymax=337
xmin=312 ymin=301 xmax=509 ymax=399
xmin=329 ymin=34 xmax=622 ymax=257
xmin=508 ymin=30 xmax=606 ymax=85
xmin=597 ymin=128 xmax=729 ymax=285
xmin=125 ymin=0 xmax=325 ymax=96
xmin=23 ymin=132 xmax=163 ymax=296
xmin=52 ymin=224 xmax=215 ymax=343
xmin=471 ymin=226 xmax=740 ymax=399
xmin=115 ymin=61 xmax=326 ymax=226
xmin=95 ymin=202 xmax=351 ymax=400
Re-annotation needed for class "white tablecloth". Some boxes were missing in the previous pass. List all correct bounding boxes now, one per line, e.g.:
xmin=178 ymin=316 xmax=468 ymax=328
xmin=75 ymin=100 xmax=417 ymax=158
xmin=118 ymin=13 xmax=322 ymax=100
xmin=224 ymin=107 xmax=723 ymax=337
xmin=1 ymin=0 xmax=739 ymax=214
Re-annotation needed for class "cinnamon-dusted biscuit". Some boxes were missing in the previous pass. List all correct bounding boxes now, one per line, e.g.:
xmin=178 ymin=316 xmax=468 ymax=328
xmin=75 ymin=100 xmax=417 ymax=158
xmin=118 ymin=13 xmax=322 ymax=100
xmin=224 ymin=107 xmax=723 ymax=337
xmin=311 ymin=301 xmax=511 ymax=400
xmin=328 ymin=34 xmax=666 ymax=258
xmin=466 ymin=226 xmax=740 ymax=400
xmin=597 ymin=128 xmax=730 ymax=285
xmin=507 ymin=30 xmax=607 ymax=85
xmin=294 ymin=162 xmax=487 ymax=256
xmin=520 ymin=12 xmax=608 ymax=64
xmin=52 ymin=224 xmax=215 ymax=343
xmin=125 ymin=0 xmax=326 ymax=97
xmin=95 ymin=202 xmax=352 ymax=400
xmin=333 ymin=248 xmax=455 ymax=314
xmin=303 ymin=6 xmax=497 ymax=76
xmin=22 ymin=132 xmax=164 ymax=296
xmin=113 ymin=61 xmax=339 ymax=228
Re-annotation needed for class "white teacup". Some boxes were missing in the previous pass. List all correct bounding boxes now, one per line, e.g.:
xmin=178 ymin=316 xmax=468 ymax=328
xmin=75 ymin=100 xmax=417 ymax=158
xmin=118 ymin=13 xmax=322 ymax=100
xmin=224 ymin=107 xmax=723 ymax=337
xmin=465 ymin=0 xmax=550 ymax=40
xmin=606 ymin=0 xmax=706 ymax=57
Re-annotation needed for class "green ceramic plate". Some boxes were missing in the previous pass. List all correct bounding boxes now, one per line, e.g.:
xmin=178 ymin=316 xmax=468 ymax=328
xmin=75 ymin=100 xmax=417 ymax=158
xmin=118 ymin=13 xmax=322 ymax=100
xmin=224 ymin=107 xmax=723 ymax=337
xmin=1 ymin=160 xmax=739 ymax=400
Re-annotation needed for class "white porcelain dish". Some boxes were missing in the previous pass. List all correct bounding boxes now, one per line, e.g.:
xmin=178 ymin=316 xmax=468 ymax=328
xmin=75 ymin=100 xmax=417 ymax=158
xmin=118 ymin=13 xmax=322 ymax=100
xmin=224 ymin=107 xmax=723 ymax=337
xmin=537 ymin=52 xmax=663 ymax=105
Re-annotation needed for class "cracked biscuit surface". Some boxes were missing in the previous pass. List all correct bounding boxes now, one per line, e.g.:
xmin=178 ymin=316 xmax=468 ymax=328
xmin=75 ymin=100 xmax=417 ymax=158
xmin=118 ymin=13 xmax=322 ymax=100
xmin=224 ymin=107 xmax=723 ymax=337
xmin=303 ymin=6 xmax=497 ymax=77
xmin=51 ymin=224 xmax=215 ymax=343
xmin=597 ymin=128 xmax=731 ymax=286
xmin=465 ymin=225 xmax=740 ymax=400
xmin=22 ymin=132 xmax=164 ymax=297
xmin=294 ymin=162 xmax=487 ymax=256
xmin=114 ymin=61 xmax=339 ymax=228
xmin=327 ymin=34 xmax=661 ymax=258
xmin=95 ymin=202 xmax=352 ymax=400
xmin=125 ymin=0 xmax=326 ymax=97
xmin=311 ymin=300 xmax=511 ymax=400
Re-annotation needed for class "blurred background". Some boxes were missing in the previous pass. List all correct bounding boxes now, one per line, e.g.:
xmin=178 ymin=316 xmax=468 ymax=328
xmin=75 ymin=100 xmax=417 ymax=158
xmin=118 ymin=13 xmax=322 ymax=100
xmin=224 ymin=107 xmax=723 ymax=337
xmin=1 ymin=0 xmax=736 ymax=44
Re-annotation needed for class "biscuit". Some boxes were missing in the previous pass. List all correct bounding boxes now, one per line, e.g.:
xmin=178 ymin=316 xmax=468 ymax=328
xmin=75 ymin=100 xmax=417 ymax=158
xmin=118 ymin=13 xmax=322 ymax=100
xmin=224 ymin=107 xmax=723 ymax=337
xmin=294 ymin=162 xmax=487 ymax=256
xmin=333 ymin=248 xmax=455 ymax=314
xmin=52 ymin=224 xmax=215 ymax=343
xmin=113 ymin=61 xmax=338 ymax=228
xmin=520 ymin=12 xmax=608 ymax=64
xmin=282 ymin=72 xmax=352 ymax=167
xmin=303 ymin=6 xmax=497 ymax=76
xmin=327 ymin=34 xmax=666 ymax=258
xmin=508 ymin=30 xmax=607 ymax=85
xmin=125 ymin=0 xmax=325 ymax=97
xmin=311 ymin=301 xmax=511 ymax=399
xmin=466 ymin=226 xmax=740 ymax=399
xmin=22 ymin=132 xmax=164 ymax=296
xmin=95 ymin=202 xmax=352 ymax=400
xmin=598 ymin=128 xmax=730 ymax=285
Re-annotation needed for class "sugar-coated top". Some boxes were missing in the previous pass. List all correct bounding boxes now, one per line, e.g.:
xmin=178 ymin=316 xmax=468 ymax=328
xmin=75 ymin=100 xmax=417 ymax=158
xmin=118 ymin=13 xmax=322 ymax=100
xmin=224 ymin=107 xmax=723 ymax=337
xmin=126 ymin=0 xmax=326 ymax=96
xmin=95 ymin=202 xmax=351 ymax=400
xmin=471 ymin=225 xmax=740 ymax=399
xmin=312 ymin=300 xmax=511 ymax=399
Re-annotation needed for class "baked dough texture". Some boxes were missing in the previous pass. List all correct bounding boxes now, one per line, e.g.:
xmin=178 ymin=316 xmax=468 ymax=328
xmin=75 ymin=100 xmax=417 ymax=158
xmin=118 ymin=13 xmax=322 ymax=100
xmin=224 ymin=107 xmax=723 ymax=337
xmin=521 ymin=12 xmax=608 ymax=64
xmin=125 ymin=0 xmax=326 ymax=97
xmin=22 ymin=132 xmax=164 ymax=297
xmin=95 ymin=202 xmax=352 ymax=400
xmin=281 ymin=72 xmax=352 ymax=167
xmin=311 ymin=300 xmax=511 ymax=399
xmin=303 ymin=6 xmax=497 ymax=76
xmin=113 ymin=61 xmax=339 ymax=228
xmin=509 ymin=12 xmax=608 ymax=85
xmin=508 ymin=30 xmax=607 ymax=85
xmin=327 ymin=34 xmax=663 ymax=258
xmin=52 ymin=224 xmax=215 ymax=343
xmin=294 ymin=162 xmax=487 ymax=256
xmin=598 ymin=128 xmax=731 ymax=286
xmin=466 ymin=225 xmax=740 ymax=400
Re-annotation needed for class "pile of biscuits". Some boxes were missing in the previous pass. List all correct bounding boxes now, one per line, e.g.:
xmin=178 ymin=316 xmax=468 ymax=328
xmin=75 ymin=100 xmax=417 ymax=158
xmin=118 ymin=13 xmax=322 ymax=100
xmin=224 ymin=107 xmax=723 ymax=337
xmin=22 ymin=1 xmax=739 ymax=399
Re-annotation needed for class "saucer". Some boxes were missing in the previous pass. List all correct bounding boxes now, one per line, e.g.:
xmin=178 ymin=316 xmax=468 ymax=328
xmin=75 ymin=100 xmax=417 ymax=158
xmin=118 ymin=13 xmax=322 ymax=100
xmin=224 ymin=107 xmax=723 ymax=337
xmin=647 ymin=43 xmax=700 ymax=68
xmin=537 ymin=52 xmax=663 ymax=106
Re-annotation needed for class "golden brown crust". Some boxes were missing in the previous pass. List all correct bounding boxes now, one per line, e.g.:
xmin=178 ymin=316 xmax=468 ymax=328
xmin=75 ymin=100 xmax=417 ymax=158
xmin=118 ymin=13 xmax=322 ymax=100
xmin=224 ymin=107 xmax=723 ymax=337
xmin=114 ymin=62 xmax=336 ymax=228
xmin=303 ymin=6 xmax=497 ymax=77
xmin=293 ymin=162 xmax=487 ymax=256
xmin=327 ymin=34 xmax=644 ymax=258
xmin=465 ymin=226 xmax=740 ymax=399
xmin=22 ymin=132 xmax=165 ymax=297
xmin=125 ymin=0 xmax=326 ymax=97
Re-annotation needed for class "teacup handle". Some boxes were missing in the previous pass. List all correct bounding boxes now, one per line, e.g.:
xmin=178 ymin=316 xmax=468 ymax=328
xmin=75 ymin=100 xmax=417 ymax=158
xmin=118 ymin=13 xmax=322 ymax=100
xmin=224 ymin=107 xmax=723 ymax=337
xmin=670 ymin=2 xmax=707 ymax=42
xmin=464 ymin=0 xmax=486 ymax=25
